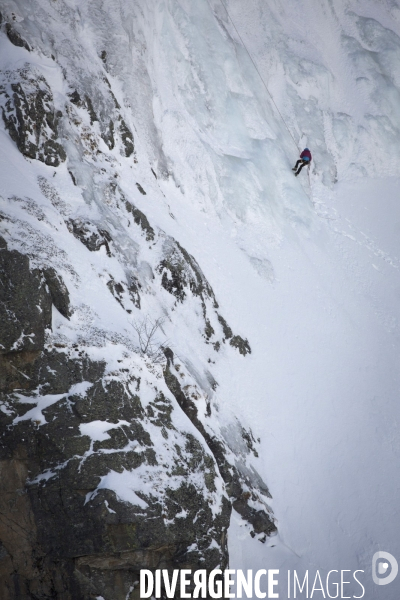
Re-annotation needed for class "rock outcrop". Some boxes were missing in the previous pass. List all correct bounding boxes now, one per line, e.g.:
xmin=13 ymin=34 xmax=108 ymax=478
xmin=0 ymin=4 xmax=276 ymax=597
xmin=0 ymin=240 xmax=232 ymax=599
xmin=0 ymin=66 xmax=66 ymax=166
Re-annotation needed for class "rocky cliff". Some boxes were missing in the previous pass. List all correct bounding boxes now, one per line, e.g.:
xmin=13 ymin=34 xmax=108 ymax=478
xmin=0 ymin=2 xmax=275 ymax=598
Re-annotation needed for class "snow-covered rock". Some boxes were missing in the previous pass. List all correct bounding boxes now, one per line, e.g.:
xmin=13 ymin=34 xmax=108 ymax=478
xmin=0 ymin=2 xmax=275 ymax=597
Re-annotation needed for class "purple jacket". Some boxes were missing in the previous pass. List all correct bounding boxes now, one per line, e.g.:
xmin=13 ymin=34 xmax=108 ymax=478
xmin=300 ymin=148 xmax=312 ymax=162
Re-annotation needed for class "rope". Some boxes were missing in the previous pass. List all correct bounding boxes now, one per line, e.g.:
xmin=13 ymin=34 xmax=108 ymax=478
xmin=218 ymin=0 xmax=300 ymax=151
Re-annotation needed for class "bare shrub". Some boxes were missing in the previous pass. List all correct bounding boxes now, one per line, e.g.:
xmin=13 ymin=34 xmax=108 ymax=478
xmin=131 ymin=316 xmax=167 ymax=364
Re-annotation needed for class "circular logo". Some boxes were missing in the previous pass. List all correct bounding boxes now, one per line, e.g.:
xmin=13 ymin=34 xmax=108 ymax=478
xmin=372 ymin=552 xmax=398 ymax=586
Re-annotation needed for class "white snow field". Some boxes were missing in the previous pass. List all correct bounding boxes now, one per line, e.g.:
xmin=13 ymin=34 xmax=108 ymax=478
xmin=136 ymin=1 xmax=400 ymax=596
xmin=1 ymin=0 xmax=400 ymax=597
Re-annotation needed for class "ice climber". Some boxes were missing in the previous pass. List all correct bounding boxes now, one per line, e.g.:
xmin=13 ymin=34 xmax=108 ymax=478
xmin=292 ymin=148 xmax=312 ymax=176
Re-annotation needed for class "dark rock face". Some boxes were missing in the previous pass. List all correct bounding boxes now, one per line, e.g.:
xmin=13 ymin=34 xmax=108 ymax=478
xmin=120 ymin=118 xmax=135 ymax=157
xmin=67 ymin=89 xmax=135 ymax=160
xmin=157 ymin=238 xmax=252 ymax=354
xmin=84 ymin=94 xmax=98 ymax=125
xmin=107 ymin=275 xmax=141 ymax=310
xmin=0 ymin=238 xmax=51 ymax=354
xmin=158 ymin=239 xmax=216 ymax=305
xmin=0 ymin=352 xmax=231 ymax=598
xmin=136 ymin=182 xmax=146 ymax=195
xmin=229 ymin=335 xmax=251 ymax=356
xmin=163 ymin=366 xmax=276 ymax=540
xmin=0 ymin=67 xmax=66 ymax=166
xmin=43 ymin=268 xmax=72 ymax=320
xmin=217 ymin=314 xmax=233 ymax=339
xmin=217 ymin=315 xmax=251 ymax=354
xmin=103 ymin=118 xmax=115 ymax=150
xmin=5 ymin=23 xmax=30 ymax=51
xmin=0 ymin=238 xmax=72 ymax=356
xmin=67 ymin=219 xmax=112 ymax=255
xmin=125 ymin=200 xmax=155 ymax=241
xmin=0 ymin=242 xmax=232 ymax=599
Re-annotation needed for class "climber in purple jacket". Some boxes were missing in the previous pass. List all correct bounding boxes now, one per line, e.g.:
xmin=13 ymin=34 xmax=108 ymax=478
xmin=292 ymin=148 xmax=312 ymax=176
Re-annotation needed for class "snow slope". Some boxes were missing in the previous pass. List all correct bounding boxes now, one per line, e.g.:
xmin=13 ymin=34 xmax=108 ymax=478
xmin=1 ymin=0 xmax=400 ymax=597
xmin=125 ymin=1 xmax=400 ymax=595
